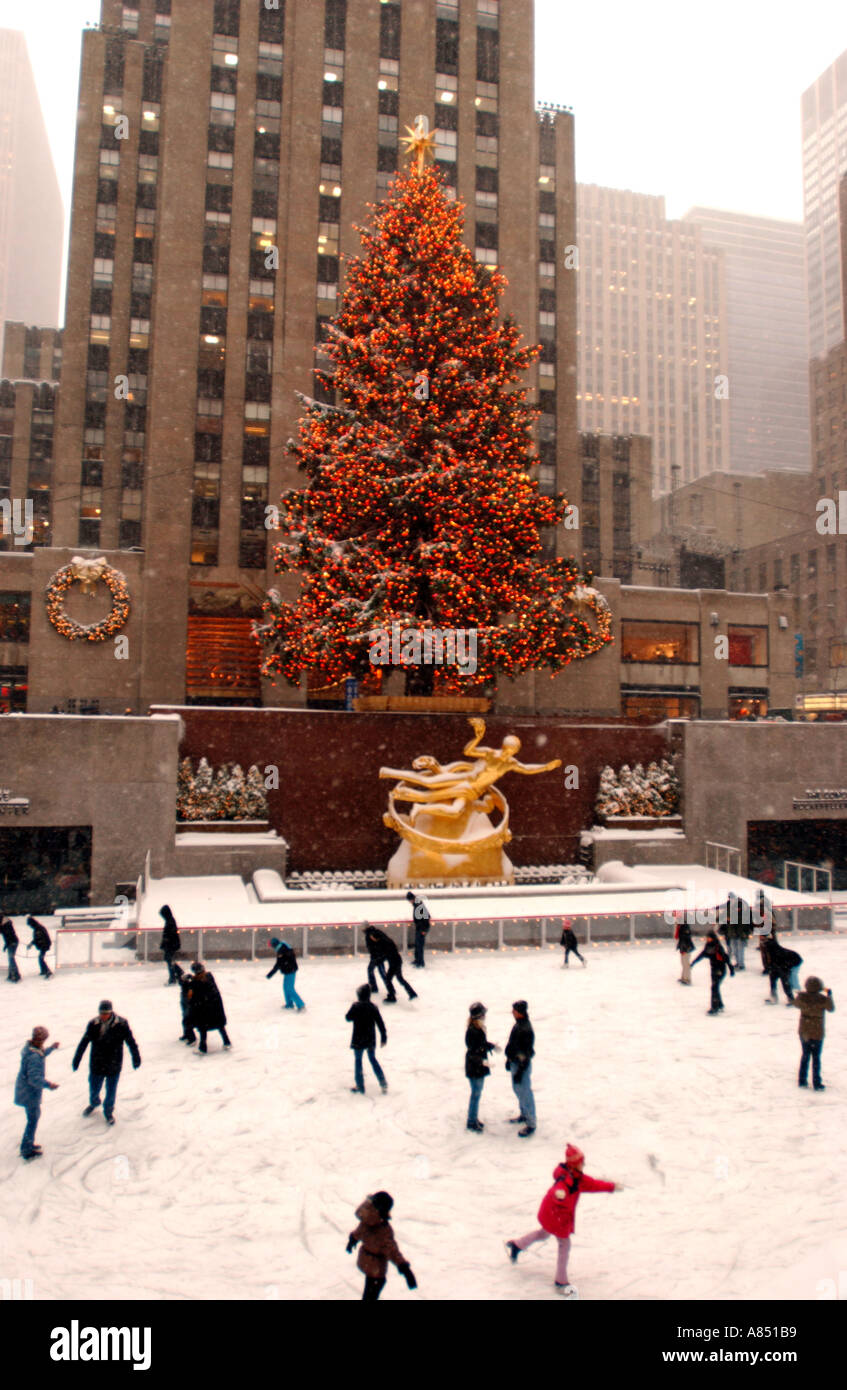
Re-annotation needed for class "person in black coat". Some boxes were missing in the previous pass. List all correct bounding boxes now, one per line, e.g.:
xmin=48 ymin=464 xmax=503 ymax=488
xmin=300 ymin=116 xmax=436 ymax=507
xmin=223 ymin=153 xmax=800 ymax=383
xmin=345 ymin=984 xmax=388 ymax=1094
xmin=189 ymin=962 xmax=231 ymax=1052
xmin=465 ymin=1002 xmax=499 ymax=1132
xmin=405 ymin=892 xmax=431 ymax=968
xmin=763 ymin=931 xmax=802 ymax=1005
xmin=72 ymin=999 xmax=141 ymax=1124
xmin=363 ymin=925 xmax=417 ymax=1003
xmin=560 ymin=919 xmax=586 ymax=968
xmin=505 ymin=1001 xmax=536 ymax=1137
xmin=26 ymin=915 xmax=53 ymax=978
xmin=691 ymin=930 xmax=735 ymax=1014
xmin=1 ymin=913 xmax=21 ymax=982
xmin=674 ymin=915 xmax=694 ymax=985
xmin=158 ymin=905 xmax=181 ymax=984
xmin=173 ymin=964 xmax=196 ymax=1044
xmin=266 ymin=937 xmax=305 ymax=1010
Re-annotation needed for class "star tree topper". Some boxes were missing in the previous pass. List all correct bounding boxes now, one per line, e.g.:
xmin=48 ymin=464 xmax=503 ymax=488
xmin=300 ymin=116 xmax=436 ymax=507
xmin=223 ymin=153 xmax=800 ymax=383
xmin=401 ymin=114 xmax=437 ymax=174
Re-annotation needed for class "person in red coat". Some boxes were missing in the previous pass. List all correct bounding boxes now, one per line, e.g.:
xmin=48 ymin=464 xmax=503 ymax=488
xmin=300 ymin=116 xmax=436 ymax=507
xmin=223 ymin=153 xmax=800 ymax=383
xmin=506 ymin=1143 xmax=623 ymax=1295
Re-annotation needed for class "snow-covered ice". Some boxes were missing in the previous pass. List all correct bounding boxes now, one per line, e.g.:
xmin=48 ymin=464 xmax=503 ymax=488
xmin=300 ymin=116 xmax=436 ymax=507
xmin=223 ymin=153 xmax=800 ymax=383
xmin=2 ymin=934 xmax=844 ymax=1301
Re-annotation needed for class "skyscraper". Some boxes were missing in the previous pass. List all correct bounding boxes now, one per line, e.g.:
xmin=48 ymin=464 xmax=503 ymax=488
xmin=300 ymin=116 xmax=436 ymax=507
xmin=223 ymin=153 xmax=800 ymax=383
xmin=683 ymin=207 xmax=810 ymax=476
xmin=576 ymin=184 xmax=729 ymax=496
xmin=52 ymin=0 xmax=551 ymax=708
xmin=0 ymin=30 xmax=65 ymax=365
xmin=801 ymin=48 xmax=847 ymax=360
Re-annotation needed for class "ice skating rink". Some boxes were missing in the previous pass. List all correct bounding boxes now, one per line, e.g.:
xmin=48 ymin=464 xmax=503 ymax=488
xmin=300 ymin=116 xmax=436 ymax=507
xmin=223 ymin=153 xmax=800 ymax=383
xmin=2 ymin=935 xmax=844 ymax=1301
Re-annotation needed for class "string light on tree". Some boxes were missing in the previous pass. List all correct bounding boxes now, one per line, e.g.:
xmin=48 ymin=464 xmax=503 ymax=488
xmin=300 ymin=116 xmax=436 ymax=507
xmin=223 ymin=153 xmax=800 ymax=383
xmin=254 ymin=140 xmax=612 ymax=696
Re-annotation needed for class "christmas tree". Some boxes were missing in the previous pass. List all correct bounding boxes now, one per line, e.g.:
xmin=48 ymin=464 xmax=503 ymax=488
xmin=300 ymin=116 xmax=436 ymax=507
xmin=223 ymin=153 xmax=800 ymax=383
xmin=176 ymin=757 xmax=195 ymax=821
xmin=254 ymin=133 xmax=611 ymax=695
xmin=243 ymin=764 xmax=269 ymax=820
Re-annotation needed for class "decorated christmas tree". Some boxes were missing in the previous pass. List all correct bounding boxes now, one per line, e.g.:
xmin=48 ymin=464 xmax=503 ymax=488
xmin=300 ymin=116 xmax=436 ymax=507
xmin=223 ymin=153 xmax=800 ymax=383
xmin=243 ymin=764 xmax=269 ymax=820
xmin=254 ymin=127 xmax=611 ymax=695
xmin=191 ymin=757 xmax=216 ymax=821
xmin=595 ymin=759 xmax=681 ymax=819
xmin=176 ymin=757 xmax=195 ymax=821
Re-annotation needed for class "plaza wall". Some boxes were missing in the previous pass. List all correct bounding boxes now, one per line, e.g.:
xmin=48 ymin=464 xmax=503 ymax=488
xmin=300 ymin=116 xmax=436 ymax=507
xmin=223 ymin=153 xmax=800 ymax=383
xmin=151 ymin=706 xmax=671 ymax=872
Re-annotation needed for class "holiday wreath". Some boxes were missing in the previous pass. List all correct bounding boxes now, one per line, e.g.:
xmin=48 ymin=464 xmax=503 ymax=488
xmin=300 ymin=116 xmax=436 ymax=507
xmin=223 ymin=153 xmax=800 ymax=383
xmin=45 ymin=556 xmax=131 ymax=641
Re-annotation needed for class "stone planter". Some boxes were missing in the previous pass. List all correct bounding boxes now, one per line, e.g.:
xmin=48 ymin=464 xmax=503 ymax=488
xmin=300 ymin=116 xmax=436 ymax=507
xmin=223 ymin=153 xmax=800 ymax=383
xmin=598 ymin=814 xmax=683 ymax=832
xmin=175 ymin=819 xmax=270 ymax=833
xmin=353 ymin=695 xmax=491 ymax=713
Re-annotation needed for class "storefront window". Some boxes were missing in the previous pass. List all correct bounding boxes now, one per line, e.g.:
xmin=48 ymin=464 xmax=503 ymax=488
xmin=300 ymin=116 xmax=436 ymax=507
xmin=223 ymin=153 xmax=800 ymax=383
xmin=727 ymin=625 xmax=767 ymax=667
xmin=0 ymin=592 xmax=30 ymax=642
xmin=622 ymin=693 xmax=699 ymax=722
xmin=621 ymin=621 xmax=699 ymax=664
xmin=729 ymin=695 xmax=768 ymax=720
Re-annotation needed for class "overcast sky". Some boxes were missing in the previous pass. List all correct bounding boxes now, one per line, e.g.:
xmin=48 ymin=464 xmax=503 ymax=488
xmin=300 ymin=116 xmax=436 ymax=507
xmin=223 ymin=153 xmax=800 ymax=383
xmin=2 ymin=0 xmax=846 ymax=259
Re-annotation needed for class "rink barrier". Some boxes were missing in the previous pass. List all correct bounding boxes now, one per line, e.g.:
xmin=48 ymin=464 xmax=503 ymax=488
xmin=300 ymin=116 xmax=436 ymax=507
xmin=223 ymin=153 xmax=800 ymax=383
xmin=45 ymin=900 xmax=836 ymax=968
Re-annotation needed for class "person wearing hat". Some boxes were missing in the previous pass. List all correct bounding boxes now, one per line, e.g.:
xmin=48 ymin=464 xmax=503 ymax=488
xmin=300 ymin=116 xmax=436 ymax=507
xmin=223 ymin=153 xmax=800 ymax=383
xmin=792 ymin=976 xmax=835 ymax=1091
xmin=504 ymin=1000 xmax=536 ymax=1137
xmin=465 ymin=1002 xmax=499 ymax=1132
xmin=405 ymin=891 xmax=431 ymax=968
xmin=1 ymin=911 xmax=21 ymax=982
xmin=72 ymin=1000 xmax=141 ymax=1124
xmin=188 ymin=963 xmax=231 ymax=1053
xmin=560 ymin=919 xmax=586 ymax=968
xmin=346 ymin=1191 xmax=417 ymax=1301
xmin=266 ymin=937 xmax=305 ymax=1011
xmin=158 ymin=905 xmax=181 ymax=985
xmin=14 ymin=1025 xmax=60 ymax=1160
xmin=345 ymin=984 xmax=388 ymax=1094
xmin=506 ymin=1143 xmax=623 ymax=1296
xmin=26 ymin=915 xmax=53 ymax=978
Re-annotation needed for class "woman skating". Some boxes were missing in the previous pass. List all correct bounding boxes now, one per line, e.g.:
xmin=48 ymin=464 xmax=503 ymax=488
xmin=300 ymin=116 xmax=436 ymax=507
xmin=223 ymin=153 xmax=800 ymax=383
xmin=158 ymin=905 xmax=181 ymax=984
xmin=560 ymin=919 xmax=586 ymax=968
xmin=506 ymin=1143 xmax=622 ymax=1296
xmin=674 ymin=915 xmax=694 ymax=985
xmin=464 ymin=1002 xmax=498 ymax=1132
xmin=189 ymin=962 xmax=231 ymax=1052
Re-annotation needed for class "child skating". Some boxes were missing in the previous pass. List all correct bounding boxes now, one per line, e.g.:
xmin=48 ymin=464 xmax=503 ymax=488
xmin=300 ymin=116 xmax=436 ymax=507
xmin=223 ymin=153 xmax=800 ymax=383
xmin=506 ymin=1142 xmax=622 ymax=1296
xmin=346 ymin=1191 xmax=417 ymax=1300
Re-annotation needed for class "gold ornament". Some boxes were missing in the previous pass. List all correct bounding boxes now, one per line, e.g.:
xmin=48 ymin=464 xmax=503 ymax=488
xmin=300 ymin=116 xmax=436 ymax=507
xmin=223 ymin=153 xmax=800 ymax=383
xmin=401 ymin=115 xmax=437 ymax=174
xmin=380 ymin=717 xmax=561 ymax=886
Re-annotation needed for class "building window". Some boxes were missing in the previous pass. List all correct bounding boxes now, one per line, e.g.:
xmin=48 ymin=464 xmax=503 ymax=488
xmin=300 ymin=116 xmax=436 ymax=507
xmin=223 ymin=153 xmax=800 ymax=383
xmin=621 ymin=621 xmax=699 ymax=664
xmin=727 ymin=626 xmax=768 ymax=667
xmin=0 ymin=592 xmax=30 ymax=643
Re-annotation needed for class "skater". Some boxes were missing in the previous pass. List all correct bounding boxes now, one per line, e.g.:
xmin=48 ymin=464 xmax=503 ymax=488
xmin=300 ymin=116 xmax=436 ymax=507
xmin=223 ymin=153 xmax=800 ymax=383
xmin=72 ymin=999 xmax=141 ymax=1124
xmin=173 ymin=963 xmax=197 ymax=1043
xmin=345 ymin=984 xmax=388 ymax=1094
xmin=719 ymin=894 xmax=751 ymax=970
xmin=754 ymin=890 xmax=774 ymax=972
xmin=346 ymin=1192 xmax=417 ymax=1301
xmin=1 ymin=911 xmax=21 ymax=982
xmin=363 ymin=924 xmax=417 ymax=1003
xmin=674 ymin=913 xmax=694 ymax=984
xmin=763 ymin=930 xmax=802 ymax=1005
xmin=158 ymin=905 xmax=181 ymax=984
xmin=793 ymin=976 xmax=835 ymax=1091
xmin=406 ymin=891 xmax=431 ymax=968
xmin=691 ymin=929 xmax=735 ymax=1014
xmin=189 ymin=962 xmax=231 ymax=1052
xmin=506 ymin=1143 xmax=622 ymax=1296
xmin=505 ymin=1000 xmax=536 ymax=1137
xmin=14 ymin=1025 xmax=59 ymax=1160
xmin=266 ymin=936 xmax=305 ymax=1010
xmin=560 ymin=918 xmax=586 ymax=967
xmin=465 ymin=1002 xmax=499 ymax=1132
xmin=26 ymin=915 xmax=53 ymax=978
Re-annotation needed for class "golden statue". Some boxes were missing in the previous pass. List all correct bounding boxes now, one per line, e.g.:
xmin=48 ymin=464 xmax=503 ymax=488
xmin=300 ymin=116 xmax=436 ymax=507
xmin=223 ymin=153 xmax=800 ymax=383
xmin=380 ymin=718 xmax=561 ymax=886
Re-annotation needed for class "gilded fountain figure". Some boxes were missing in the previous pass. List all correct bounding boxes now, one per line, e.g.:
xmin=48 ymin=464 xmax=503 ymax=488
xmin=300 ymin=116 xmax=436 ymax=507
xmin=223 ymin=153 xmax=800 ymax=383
xmin=380 ymin=718 xmax=561 ymax=886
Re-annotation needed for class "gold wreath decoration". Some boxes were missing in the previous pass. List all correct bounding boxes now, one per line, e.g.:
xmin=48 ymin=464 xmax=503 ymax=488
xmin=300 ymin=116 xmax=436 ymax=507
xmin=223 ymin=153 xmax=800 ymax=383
xmin=46 ymin=556 xmax=131 ymax=642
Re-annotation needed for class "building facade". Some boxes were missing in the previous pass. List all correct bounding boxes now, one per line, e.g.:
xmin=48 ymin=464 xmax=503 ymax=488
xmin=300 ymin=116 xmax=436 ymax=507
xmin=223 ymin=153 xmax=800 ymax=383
xmin=682 ymin=207 xmax=810 ymax=476
xmin=0 ymin=30 xmax=65 ymax=366
xmin=802 ymin=47 xmax=847 ymax=359
xmin=2 ymin=324 xmax=63 ymax=383
xmin=576 ymin=183 xmax=730 ymax=495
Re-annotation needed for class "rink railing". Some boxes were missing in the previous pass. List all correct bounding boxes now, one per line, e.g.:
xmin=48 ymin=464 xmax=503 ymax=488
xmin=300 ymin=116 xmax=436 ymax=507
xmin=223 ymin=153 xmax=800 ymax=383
xmin=45 ymin=899 xmax=837 ymax=969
